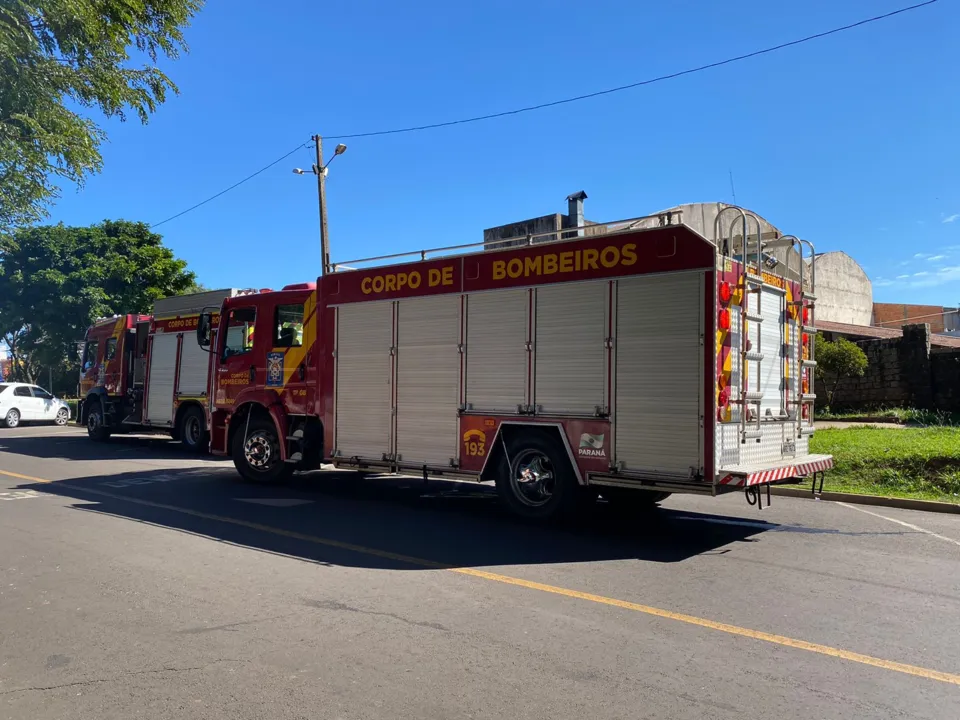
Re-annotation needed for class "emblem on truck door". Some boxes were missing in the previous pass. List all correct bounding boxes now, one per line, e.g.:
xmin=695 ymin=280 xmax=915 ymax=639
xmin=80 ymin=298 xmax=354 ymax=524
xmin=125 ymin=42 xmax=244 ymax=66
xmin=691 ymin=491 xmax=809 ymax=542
xmin=266 ymin=352 xmax=284 ymax=387
xmin=578 ymin=433 xmax=606 ymax=458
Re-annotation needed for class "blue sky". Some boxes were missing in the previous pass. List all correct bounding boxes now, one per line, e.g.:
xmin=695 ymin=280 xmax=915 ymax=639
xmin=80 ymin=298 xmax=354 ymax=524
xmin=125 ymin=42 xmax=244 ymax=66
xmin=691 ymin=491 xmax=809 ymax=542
xmin=48 ymin=0 xmax=958 ymax=305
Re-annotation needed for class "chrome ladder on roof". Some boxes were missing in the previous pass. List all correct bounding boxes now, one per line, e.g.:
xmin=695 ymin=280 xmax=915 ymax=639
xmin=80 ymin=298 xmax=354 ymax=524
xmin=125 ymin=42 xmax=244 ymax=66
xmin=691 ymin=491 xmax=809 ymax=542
xmin=755 ymin=235 xmax=819 ymax=438
xmin=715 ymin=207 xmax=767 ymax=445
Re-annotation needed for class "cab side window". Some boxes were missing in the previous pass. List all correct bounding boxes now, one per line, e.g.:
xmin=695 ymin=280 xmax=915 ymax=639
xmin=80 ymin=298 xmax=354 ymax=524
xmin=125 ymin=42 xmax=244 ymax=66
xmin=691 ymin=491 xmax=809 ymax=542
xmin=105 ymin=338 xmax=117 ymax=360
xmin=14 ymin=386 xmax=32 ymax=398
xmin=32 ymin=387 xmax=53 ymax=400
xmin=273 ymin=304 xmax=304 ymax=348
xmin=82 ymin=340 xmax=99 ymax=371
xmin=222 ymin=307 xmax=257 ymax=359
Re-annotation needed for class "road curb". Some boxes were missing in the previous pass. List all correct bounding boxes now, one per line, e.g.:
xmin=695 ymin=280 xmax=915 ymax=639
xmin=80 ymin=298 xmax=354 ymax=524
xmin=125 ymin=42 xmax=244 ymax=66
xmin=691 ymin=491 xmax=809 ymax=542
xmin=770 ymin=486 xmax=960 ymax=514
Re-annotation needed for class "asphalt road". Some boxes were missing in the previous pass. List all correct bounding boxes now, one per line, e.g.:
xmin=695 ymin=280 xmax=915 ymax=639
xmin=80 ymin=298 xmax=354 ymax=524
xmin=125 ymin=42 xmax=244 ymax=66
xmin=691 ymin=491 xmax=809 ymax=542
xmin=1 ymin=425 xmax=959 ymax=719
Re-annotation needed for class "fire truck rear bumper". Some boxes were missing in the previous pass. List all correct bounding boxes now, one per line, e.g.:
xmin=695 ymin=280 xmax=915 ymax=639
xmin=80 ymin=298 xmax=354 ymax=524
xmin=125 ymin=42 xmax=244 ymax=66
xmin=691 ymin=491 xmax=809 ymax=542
xmin=717 ymin=454 xmax=834 ymax=487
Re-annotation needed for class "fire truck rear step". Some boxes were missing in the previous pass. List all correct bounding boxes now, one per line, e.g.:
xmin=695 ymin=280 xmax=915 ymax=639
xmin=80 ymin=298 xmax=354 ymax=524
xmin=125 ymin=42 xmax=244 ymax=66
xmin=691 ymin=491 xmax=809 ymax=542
xmin=718 ymin=454 xmax=834 ymax=487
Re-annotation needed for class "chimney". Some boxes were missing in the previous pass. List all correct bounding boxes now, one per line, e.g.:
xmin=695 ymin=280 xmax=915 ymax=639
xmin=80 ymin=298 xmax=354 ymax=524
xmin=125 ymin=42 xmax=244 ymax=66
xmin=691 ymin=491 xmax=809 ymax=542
xmin=566 ymin=190 xmax=587 ymax=237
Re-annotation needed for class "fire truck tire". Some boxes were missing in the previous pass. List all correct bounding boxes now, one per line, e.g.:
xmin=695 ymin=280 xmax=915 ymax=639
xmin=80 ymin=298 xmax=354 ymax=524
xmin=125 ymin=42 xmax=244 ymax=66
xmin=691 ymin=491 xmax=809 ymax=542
xmin=494 ymin=432 xmax=585 ymax=522
xmin=85 ymin=399 xmax=111 ymax=442
xmin=231 ymin=417 xmax=293 ymax=484
xmin=600 ymin=488 xmax=671 ymax=508
xmin=180 ymin=406 xmax=208 ymax=453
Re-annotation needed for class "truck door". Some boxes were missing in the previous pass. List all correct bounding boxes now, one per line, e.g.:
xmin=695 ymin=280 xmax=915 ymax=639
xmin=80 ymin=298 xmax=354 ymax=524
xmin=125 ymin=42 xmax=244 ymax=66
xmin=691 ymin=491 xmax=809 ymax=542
xmin=214 ymin=305 xmax=258 ymax=408
xmin=266 ymin=295 xmax=311 ymax=415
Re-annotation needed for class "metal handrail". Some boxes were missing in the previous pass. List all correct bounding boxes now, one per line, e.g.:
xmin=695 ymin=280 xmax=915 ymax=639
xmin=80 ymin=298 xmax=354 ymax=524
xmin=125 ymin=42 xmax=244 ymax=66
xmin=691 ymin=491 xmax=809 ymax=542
xmin=330 ymin=211 xmax=686 ymax=271
xmin=797 ymin=238 xmax=818 ymax=436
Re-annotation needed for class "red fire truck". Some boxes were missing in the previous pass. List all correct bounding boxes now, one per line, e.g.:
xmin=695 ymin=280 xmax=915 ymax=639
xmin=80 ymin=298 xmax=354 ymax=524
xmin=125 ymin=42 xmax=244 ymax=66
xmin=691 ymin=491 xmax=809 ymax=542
xmin=191 ymin=208 xmax=832 ymax=520
xmin=78 ymin=289 xmax=246 ymax=450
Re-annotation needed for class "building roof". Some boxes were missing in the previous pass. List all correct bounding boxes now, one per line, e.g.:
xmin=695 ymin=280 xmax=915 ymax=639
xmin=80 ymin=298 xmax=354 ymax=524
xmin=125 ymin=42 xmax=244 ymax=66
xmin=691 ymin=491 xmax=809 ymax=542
xmin=818 ymin=319 xmax=960 ymax=348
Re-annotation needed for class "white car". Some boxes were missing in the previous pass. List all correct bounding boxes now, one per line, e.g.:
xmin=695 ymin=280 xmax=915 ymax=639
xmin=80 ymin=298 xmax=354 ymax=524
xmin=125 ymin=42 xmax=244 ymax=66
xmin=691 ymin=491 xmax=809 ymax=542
xmin=0 ymin=383 xmax=72 ymax=429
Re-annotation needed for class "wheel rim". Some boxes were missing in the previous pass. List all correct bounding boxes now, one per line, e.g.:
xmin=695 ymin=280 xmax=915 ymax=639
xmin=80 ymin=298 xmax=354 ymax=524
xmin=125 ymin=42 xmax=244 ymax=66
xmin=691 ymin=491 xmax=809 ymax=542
xmin=87 ymin=410 xmax=100 ymax=433
xmin=56 ymin=409 xmax=68 ymax=425
xmin=185 ymin=416 xmax=201 ymax=445
xmin=509 ymin=448 xmax=556 ymax=508
xmin=8 ymin=411 xmax=19 ymax=428
xmin=243 ymin=431 xmax=277 ymax=471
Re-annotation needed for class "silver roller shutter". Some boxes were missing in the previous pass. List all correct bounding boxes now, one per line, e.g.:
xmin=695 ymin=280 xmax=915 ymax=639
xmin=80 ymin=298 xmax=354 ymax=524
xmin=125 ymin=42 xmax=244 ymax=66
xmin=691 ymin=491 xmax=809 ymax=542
xmin=395 ymin=295 xmax=461 ymax=465
xmin=335 ymin=302 xmax=394 ymax=461
xmin=465 ymin=289 xmax=528 ymax=413
xmin=534 ymin=281 xmax=607 ymax=415
xmin=614 ymin=272 xmax=703 ymax=478
xmin=146 ymin=333 xmax=179 ymax=424
xmin=177 ymin=332 xmax=210 ymax=396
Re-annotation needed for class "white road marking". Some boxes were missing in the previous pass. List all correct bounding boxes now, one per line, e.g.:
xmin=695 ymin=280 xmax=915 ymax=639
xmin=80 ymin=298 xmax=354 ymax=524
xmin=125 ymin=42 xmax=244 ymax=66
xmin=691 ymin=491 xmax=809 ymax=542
xmin=0 ymin=490 xmax=44 ymax=501
xmin=837 ymin=502 xmax=960 ymax=548
xmin=675 ymin=516 xmax=775 ymax=529
xmin=234 ymin=498 xmax=314 ymax=507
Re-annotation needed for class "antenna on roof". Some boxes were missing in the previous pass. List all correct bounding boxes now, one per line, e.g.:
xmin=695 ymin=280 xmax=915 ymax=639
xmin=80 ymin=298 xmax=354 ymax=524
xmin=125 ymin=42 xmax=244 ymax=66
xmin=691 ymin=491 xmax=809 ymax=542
xmin=728 ymin=170 xmax=737 ymax=205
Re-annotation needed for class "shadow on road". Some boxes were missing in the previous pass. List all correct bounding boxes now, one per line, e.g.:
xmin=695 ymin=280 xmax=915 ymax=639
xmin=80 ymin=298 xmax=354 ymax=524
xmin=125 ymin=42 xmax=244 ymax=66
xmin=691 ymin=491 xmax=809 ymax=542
xmin=14 ymin=469 xmax=775 ymax=571
xmin=0 ymin=431 xmax=200 ymax=462
xmin=4 ymin=429 xmax=779 ymax=570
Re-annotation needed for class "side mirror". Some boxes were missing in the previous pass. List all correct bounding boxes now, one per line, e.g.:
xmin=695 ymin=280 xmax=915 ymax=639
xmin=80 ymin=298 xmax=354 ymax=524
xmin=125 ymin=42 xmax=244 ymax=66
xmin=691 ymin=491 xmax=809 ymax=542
xmin=197 ymin=312 xmax=213 ymax=350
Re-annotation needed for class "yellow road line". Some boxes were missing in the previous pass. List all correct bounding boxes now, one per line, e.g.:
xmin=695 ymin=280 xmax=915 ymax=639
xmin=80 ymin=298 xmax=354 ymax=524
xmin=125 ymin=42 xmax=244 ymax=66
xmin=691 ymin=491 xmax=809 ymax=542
xmin=2 ymin=468 xmax=959 ymax=687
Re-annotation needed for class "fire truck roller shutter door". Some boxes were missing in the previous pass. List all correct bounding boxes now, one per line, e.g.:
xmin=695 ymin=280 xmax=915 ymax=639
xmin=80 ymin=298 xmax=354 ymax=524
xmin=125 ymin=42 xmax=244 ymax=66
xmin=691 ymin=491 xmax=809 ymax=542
xmin=395 ymin=295 xmax=461 ymax=465
xmin=178 ymin=330 xmax=210 ymax=395
xmin=614 ymin=272 xmax=703 ymax=477
xmin=534 ymin=281 xmax=607 ymax=415
xmin=146 ymin=333 xmax=179 ymax=424
xmin=335 ymin=302 xmax=394 ymax=461
xmin=465 ymin=289 xmax=528 ymax=413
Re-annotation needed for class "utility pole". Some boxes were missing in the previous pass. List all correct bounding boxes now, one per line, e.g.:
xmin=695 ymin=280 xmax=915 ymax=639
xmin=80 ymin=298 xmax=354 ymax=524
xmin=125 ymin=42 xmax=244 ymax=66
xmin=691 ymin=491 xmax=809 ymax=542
xmin=313 ymin=134 xmax=331 ymax=276
xmin=295 ymin=137 xmax=346 ymax=275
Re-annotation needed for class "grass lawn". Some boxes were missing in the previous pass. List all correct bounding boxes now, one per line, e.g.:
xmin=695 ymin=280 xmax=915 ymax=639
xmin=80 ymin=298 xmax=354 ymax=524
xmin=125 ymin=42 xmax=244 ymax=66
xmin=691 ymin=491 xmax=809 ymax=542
xmin=809 ymin=427 xmax=960 ymax=503
xmin=815 ymin=406 xmax=960 ymax=426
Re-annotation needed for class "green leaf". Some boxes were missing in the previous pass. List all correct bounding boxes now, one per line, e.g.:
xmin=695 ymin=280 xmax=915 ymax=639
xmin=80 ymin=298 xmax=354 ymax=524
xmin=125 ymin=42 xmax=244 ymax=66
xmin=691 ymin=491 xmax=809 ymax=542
xmin=0 ymin=0 xmax=204 ymax=237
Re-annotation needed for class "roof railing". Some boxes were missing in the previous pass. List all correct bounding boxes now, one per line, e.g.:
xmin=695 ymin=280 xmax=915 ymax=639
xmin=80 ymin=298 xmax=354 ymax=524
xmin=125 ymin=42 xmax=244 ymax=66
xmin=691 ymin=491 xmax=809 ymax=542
xmin=330 ymin=210 xmax=685 ymax=272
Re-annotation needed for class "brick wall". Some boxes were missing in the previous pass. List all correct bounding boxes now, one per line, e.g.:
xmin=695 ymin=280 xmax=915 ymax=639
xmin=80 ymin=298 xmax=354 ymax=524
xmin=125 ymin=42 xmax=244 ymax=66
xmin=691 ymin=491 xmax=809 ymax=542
xmin=872 ymin=303 xmax=947 ymax=333
xmin=825 ymin=323 xmax=960 ymax=410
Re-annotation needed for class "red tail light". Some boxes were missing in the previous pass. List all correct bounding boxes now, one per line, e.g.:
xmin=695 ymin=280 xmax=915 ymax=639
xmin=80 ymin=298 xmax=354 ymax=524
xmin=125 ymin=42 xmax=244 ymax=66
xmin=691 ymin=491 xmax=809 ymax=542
xmin=718 ymin=386 xmax=730 ymax=407
xmin=718 ymin=308 xmax=731 ymax=330
xmin=719 ymin=281 xmax=733 ymax=304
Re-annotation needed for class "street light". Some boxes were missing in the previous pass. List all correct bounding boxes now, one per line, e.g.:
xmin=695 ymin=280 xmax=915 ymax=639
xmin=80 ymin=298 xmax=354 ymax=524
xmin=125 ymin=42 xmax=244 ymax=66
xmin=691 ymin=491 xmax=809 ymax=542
xmin=293 ymin=136 xmax=348 ymax=276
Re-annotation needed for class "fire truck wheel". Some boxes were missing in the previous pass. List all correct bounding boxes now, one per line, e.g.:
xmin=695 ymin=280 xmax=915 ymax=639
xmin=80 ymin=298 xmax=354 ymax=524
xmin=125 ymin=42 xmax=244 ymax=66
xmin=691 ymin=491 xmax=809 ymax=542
xmin=85 ymin=400 xmax=111 ymax=442
xmin=495 ymin=432 xmax=583 ymax=522
xmin=600 ymin=488 xmax=671 ymax=509
xmin=231 ymin=417 xmax=293 ymax=484
xmin=180 ymin=407 xmax=208 ymax=453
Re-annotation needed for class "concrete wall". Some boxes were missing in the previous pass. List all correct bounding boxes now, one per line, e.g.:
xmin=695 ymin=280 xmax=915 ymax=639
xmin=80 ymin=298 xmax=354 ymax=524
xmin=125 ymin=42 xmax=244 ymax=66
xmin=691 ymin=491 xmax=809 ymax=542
xmin=807 ymin=252 xmax=873 ymax=326
xmin=483 ymin=213 xmax=607 ymax=251
xmin=483 ymin=214 xmax=563 ymax=250
xmin=825 ymin=324 xmax=960 ymax=411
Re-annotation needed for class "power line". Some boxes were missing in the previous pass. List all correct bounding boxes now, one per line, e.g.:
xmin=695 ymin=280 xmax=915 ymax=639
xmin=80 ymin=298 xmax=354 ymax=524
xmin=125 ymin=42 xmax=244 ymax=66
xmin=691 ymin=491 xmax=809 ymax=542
xmin=148 ymin=0 xmax=936 ymax=227
xmin=325 ymin=0 xmax=938 ymax=140
xmin=149 ymin=142 xmax=311 ymax=229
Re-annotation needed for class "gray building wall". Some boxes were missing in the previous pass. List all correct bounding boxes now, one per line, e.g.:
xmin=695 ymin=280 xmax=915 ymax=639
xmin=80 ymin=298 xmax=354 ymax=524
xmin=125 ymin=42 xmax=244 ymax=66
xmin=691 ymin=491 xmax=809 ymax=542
xmin=805 ymin=251 xmax=873 ymax=326
xmin=483 ymin=210 xmax=606 ymax=250
xmin=483 ymin=213 xmax=565 ymax=250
